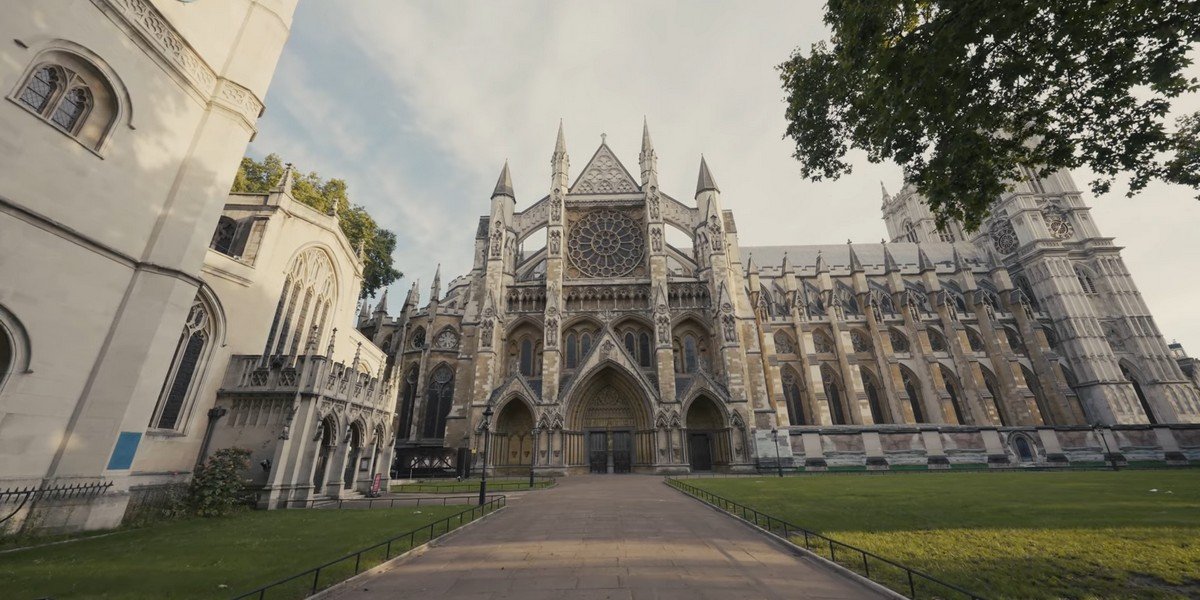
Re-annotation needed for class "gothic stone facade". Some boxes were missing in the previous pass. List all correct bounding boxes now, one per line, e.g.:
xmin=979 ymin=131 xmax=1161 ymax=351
xmin=365 ymin=123 xmax=1200 ymax=476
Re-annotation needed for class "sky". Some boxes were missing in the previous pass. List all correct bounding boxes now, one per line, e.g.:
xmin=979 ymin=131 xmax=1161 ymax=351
xmin=248 ymin=1 xmax=1200 ymax=352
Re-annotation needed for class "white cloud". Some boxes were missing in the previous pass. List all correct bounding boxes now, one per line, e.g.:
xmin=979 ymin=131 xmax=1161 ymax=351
xmin=252 ymin=0 xmax=1200 ymax=352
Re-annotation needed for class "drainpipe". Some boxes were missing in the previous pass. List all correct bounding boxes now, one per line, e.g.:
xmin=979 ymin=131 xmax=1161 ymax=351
xmin=196 ymin=406 xmax=229 ymax=468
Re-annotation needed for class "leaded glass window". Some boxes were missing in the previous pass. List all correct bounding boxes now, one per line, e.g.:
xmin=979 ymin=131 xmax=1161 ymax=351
xmin=565 ymin=333 xmax=578 ymax=368
xmin=422 ymin=366 xmax=455 ymax=438
xmin=684 ymin=335 xmax=698 ymax=373
xmin=782 ymin=368 xmax=805 ymax=425
xmin=152 ymin=297 xmax=212 ymax=431
xmin=210 ymin=217 xmax=237 ymax=255
xmin=519 ymin=338 xmax=534 ymax=377
xmin=903 ymin=371 xmax=925 ymax=422
xmin=397 ymin=366 xmax=419 ymax=439
xmin=51 ymin=87 xmax=89 ymax=132
xmin=889 ymin=329 xmax=910 ymax=352
xmin=638 ymin=333 xmax=652 ymax=368
xmin=19 ymin=66 xmax=58 ymax=112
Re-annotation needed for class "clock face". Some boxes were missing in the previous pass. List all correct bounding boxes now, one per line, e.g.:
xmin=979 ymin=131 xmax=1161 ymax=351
xmin=1047 ymin=216 xmax=1074 ymax=240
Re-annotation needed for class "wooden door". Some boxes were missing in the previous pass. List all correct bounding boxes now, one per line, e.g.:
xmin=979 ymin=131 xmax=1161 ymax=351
xmin=689 ymin=433 xmax=713 ymax=471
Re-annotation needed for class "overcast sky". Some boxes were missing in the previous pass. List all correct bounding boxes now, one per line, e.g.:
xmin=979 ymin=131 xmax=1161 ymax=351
xmin=249 ymin=1 xmax=1200 ymax=352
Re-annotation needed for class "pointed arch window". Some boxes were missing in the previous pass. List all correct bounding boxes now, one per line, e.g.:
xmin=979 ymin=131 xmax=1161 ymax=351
xmin=19 ymin=66 xmax=59 ymax=112
xmin=904 ymin=220 xmax=919 ymax=243
xmin=519 ymin=338 xmax=534 ymax=377
xmin=263 ymin=248 xmax=336 ymax=362
xmin=638 ymin=333 xmax=652 ymax=367
xmin=902 ymin=370 xmax=925 ymax=422
xmin=782 ymin=367 xmax=806 ymax=426
xmin=861 ymin=367 xmax=887 ymax=424
xmin=981 ymin=368 xmax=1007 ymax=426
xmin=565 ymin=333 xmax=578 ymax=368
xmin=422 ymin=365 xmax=456 ymax=438
xmin=773 ymin=330 xmax=796 ymax=354
xmin=12 ymin=53 xmax=121 ymax=151
xmin=940 ymin=366 xmax=968 ymax=424
xmin=821 ymin=365 xmax=847 ymax=425
xmin=1075 ymin=266 xmax=1098 ymax=295
xmin=683 ymin=335 xmax=699 ymax=373
xmin=210 ymin=216 xmax=238 ymax=255
xmin=151 ymin=296 xmax=215 ymax=431
xmin=397 ymin=366 xmax=419 ymax=440
xmin=50 ymin=87 xmax=90 ymax=132
xmin=624 ymin=332 xmax=637 ymax=356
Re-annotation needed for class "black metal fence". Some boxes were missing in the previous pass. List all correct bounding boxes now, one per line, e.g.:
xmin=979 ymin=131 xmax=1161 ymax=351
xmin=665 ymin=478 xmax=985 ymax=600
xmin=231 ymin=495 xmax=507 ymax=599
xmin=1 ymin=481 xmax=114 ymax=526
xmin=390 ymin=478 xmax=556 ymax=494
xmin=281 ymin=495 xmax=502 ymax=510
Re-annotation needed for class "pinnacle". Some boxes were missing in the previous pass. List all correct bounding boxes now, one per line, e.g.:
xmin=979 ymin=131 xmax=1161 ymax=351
xmin=492 ymin=160 xmax=514 ymax=199
xmin=696 ymin=155 xmax=720 ymax=195
xmin=555 ymin=120 xmax=567 ymax=155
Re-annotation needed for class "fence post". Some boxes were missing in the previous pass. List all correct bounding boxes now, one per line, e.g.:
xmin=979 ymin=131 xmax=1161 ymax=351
xmin=354 ymin=553 xmax=361 ymax=574
xmin=311 ymin=569 xmax=320 ymax=594
xmin=908 ymin=570 xmax=916 ymax=598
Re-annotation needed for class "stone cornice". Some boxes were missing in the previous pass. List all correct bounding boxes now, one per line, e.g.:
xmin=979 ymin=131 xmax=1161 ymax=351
xmin=93 ymin=0 xmax=264 ymax=124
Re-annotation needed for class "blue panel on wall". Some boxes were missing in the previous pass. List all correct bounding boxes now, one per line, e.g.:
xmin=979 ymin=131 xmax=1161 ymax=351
xmin=106 ymin=431 xmax=142 ymax=470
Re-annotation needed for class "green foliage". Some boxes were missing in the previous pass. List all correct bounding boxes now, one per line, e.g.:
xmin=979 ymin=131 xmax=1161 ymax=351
xmin=232 ymin=154 xmax=402 ymax=298
xmin=189 ymin=448 xmax=251 ymax=518
xmin=779 ymin=1 xmax=1200 ymax=231
xmin=0 ymin=506 xmax=466 ymax=599
xmin=686 ymin=471 xmax=1200 ymax=599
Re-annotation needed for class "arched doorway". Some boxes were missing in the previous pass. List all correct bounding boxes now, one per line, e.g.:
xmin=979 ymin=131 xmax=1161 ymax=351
xmin=343 ymin=423 xmax=363 ymax=489
xmin=566 ymin=367 xmax=652 ymax=474
xmin=312 ymin=419 xmax=336 ymax=493
xmin=494 ymin=400 xmax=534 ymax=474
xmin=685 ymin=396 xmax=725 ymax=472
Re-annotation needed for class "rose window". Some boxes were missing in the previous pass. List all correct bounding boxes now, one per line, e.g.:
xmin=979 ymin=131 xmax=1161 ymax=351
xmin=990 ymin=219 xmax=1019 ymax=255
xmin=1043 ymin=210 xmax=1074 ymax=240
xmin=567 ymin=210 xmax=645 ymax=278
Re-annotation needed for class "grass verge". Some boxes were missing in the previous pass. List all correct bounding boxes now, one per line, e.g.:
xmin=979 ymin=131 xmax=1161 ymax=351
xmin=0 ymin=505 xmax=466 ymax=599
xmin=681 ymin=471 xmax=1200 ymax=599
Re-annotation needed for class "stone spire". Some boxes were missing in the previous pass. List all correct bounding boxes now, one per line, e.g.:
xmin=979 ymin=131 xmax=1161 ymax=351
xmin=951 ymin=246 xmax=969 ymax=272
xmin=492 ymin=161 xmax=514 ymax=199
xmin=639 ymin=118 xmax=658 ymax=186
xmin=880 ymin=181 xmax=890 ymax=203
xmin=430 ymin=264 xmax=442 ymax=301
xmin=696 ymin=155 xmax=720 ymax=196
xmin=373 ymin=288 xmax=388 ymax=315
xmin=274 ymin=163 xmax=295 ymax=195
xmin=917 ymin=243 xmax=935 ymax=273
xmin=358 ymin=297 xmax=371 ymax=320
xmin=404 ymin=279 xmax=420 ymax=311
xmin=815 ymin=250 xmax=828 ymax=274
xmin=848 ymin=240 xmax=864 ymax=273
xmin=552 ymin=120 xmax=569 ymax=186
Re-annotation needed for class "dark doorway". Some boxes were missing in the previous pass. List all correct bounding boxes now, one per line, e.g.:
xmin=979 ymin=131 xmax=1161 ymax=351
xmin=612 ymin=430 xmax=633 ymax=473
xmin=588 ymin=431 xmax=608 ymax=474
xmin=313 ymin=421 xmax=334 ymax=492
xmin=688 ymin=433 xmax=713 ymax=471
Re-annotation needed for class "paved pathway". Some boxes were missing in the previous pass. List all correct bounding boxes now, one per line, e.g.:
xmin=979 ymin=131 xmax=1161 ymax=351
xmin=327 ymin=476 xmax=886 ymax=600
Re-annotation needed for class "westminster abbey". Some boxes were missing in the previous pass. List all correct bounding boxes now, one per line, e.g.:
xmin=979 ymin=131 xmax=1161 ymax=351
xmin=359 ymin=122 xmax=1200 ymax=475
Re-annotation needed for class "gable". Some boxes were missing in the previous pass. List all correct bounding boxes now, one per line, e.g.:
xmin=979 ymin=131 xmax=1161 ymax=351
xmin=569 ymin=143 xmax=640 ymax=195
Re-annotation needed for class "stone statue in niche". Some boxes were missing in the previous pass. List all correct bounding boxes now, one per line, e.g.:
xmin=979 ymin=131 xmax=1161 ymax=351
xmin=490 ymin=220 xmax=503 ymax=258
xmin=549 ymin=230 xmax=561 ymax=254
xmin=709 ymin=215 xmax=723 ymax=251
xmin=550 ymin=190 xmax=562 ymax=221
xmin=647 ymin=187 xmax=661 ymax=220
xmin=545 ymin=316 xmax=558 ymax=347
xmin=651 ymin=227 xmax=663 ymax=252
xmin=722 ymin=312 xmax=737 ymax=342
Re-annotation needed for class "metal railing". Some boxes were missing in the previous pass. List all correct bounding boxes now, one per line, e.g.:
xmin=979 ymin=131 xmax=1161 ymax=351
xmin=390 ymin=478 xmax=555 ymax=493
xmin=665 ymin=478 xmax=985 ymax=600
xmin=231 ymin=495 xmax=506 ymax=599
xmin=1 ymin=481 xmax=113 ymax=526
xmin=281 ymin=495 xmax=501 ymax=509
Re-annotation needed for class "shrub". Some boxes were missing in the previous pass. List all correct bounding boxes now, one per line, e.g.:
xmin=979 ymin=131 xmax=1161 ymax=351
xmin=189 ymin=448 xmax=251 ymax=517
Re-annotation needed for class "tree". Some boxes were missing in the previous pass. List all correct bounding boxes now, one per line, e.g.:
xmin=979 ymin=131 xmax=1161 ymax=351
xmin=232 ymin=154 xmax=402 ymax=298
xmin=779 ymin=1 xmax=1200 ymax=231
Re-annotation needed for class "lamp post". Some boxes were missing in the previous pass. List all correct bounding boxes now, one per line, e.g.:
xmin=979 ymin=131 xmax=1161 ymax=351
xmin=478 ymin=404 xmax=494 ymax=506
xmin=1093 ymin=422 xmax=1119 ymax=471
xmin=771 ymin=426 xmax=783 ymax=478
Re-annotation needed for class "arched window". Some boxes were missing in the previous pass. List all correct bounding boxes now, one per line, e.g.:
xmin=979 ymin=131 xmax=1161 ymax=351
xmin=1005 ymin=328 xmax=1026 ymax=354
xmin=262 ymin=248 xmax=336 ymax=362
xmin=782 ymin=367 xmax=806 ymax=425
xmin=966 ymin=328 xmax=985 ymax=353
xmin=861 ymin=367 xmax=887 ymax=424
xmin=940 ymin=365 xmax=968 ymax=424
xmin=927 ymin=327 xmax=947 ymax=352
xmin=812 ymin=329 xmax=834 ymax=353
xmin=981 ymin=368 xmax=1007 ymax=426
xmin=683 ymin=335 xmax=699 ymax=373
xmin=12 ymin=52 xmax=121 ymax=150
xmin=565 ymin=333 xmax=578 ymax=368
xmin=889 ymin=329 xmax=910 ymax=353
xmin=937 ymin=228 xmax=955 ymax=243
xmin=210 ymin=216 xmax=238 ymax=255
xmin=904 ymin=220 xmax=919 ymax=243
xmin=1013 ymin=435 xmax=1035 ymax=462
xmin=519 ymin=338 xmax=534 ymax=377
xmin=581 ymin=332 xmax=593 ymax=357
xmin=624 ymin=332 xmax=636 ymax=356
xmin=1014 ymin=275 xmax=1040 ymax=312
xmin=821 ymin=365 xmax=847 ymax=425
xmin=410 ymin=327 xmax=426 ymax=349
xmin=902 ymin=369 xmax=925 ymax=422
xmin=397 ymin=366 xmax=419 ymax=440
xmin=850 ymin=330 xmax=873 ymax=353
xmin=150 ymin=295 xmax=215 ymax=431
xmin=1075 ymin=266 xmax=1098 ymax=295
xmin=773 ymin=330 xmax=796 ymax=354
xmin=1120 ymin=364 xmax=1156 ymax=424
xmin=638 ymin=332 xmax=652 ymax=368
xmin=422 ymin=365 xmax=456 ymax=438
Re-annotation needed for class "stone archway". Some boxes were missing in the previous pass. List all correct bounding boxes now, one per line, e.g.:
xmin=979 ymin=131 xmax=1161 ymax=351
xmin=685 ymin=396 xmax=728 ymax=472
xmin=493 ymin=399 xmax=535 ymax=474
xmin=565 ymin=366 xmax=653 ymax=474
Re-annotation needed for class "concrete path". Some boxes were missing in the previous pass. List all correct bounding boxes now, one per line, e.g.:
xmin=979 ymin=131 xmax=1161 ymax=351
xmin=326 ymin=476 xmax=886 ymax=600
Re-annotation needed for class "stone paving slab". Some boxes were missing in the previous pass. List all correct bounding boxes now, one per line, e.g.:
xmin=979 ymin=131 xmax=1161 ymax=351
xmin=326 ymin=475 xmax=887 ymax=599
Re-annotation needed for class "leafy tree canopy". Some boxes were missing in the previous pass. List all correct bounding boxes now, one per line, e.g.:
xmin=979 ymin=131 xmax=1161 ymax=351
xmin=779 ymin=0 xmax=1200 ymax=231
xmin=232 ymin=154 xmax=401 ymax=299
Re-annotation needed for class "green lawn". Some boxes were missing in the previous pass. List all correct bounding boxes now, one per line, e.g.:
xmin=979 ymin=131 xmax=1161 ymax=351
xmin=0 ymin=504 xmax=474 ymax=599
xmin=682 ymin=471 xmax=1200 ymax=600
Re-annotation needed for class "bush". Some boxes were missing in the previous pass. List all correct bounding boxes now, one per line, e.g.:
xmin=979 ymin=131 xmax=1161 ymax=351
xmin=189 ymin=448 xmax=251 ymax=517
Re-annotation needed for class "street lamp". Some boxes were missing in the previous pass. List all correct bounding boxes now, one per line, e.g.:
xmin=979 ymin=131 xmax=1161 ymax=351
xmin=1093 ymin=422 xmax=1119 ymax=471
xmin=771 ymin=426 xmax=783 ymax=478
xmin=478 ymin=403 xmax=494 ymax=506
